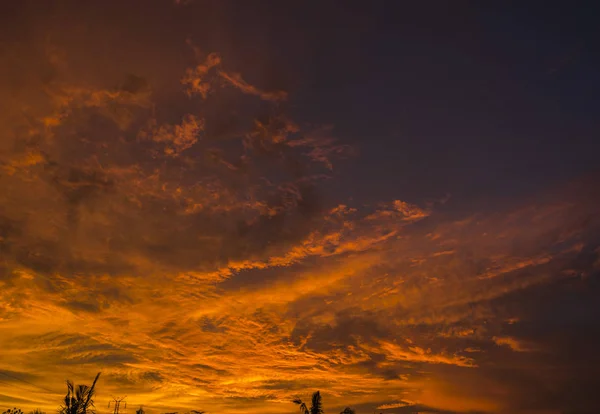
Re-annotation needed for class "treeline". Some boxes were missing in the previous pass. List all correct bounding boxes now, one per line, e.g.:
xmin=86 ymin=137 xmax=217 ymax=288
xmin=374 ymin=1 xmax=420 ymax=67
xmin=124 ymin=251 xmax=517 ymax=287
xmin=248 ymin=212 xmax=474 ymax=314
xmin=2 ymin=374 xmax=357 ymax=414
xmin=2 ymin=409 xmax=45 ymax=414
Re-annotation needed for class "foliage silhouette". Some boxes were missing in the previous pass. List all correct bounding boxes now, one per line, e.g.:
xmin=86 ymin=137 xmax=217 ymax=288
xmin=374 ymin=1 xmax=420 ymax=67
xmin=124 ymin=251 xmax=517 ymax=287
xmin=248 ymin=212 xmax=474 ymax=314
xmin=2 ymin=408 xmax=24 ymax=414
xmin=58 ymin=372 xmax=101 ymax=414
xmin=340 ymin=408 xmax=355 ymax=414
xmin=293 ymin=391 xmax=324 ymax=414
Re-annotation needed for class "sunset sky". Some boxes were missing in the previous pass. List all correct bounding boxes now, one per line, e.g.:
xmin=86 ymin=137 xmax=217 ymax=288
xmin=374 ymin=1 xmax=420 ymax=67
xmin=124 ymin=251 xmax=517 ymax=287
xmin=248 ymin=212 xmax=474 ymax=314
xmin=1 ymin=1 xmax=600 ymax=413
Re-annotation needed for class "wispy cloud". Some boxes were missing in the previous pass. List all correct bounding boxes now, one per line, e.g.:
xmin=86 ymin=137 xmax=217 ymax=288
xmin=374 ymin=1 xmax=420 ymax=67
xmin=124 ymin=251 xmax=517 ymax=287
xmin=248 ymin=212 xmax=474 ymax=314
xmin=217 ymin=71 xmax=288 ymax=102
xmin=492 ymin=336 xmax=536 ymax=352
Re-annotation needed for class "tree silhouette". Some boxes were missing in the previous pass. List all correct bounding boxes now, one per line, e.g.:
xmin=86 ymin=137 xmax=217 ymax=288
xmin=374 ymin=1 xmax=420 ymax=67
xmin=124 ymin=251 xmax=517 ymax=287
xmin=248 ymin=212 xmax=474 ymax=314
xmin=29 ymin=409 xmax=45 ymax=414
xmin=2 ymin=408 xmax=24 ymax=414
xmin=340 ymin=408 xmax=355 ymax=414
xmin=135 ymin=407 xmax=145 ymax=414
xmin=293 ymin=391 xmax=324 ymax=414
xmin=59 ymin=372 xmax=101 ymax=414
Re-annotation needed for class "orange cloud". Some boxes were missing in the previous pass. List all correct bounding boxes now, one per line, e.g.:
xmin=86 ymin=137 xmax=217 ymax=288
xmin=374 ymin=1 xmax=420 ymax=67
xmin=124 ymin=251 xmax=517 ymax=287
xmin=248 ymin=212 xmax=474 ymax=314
xmin=492 ymin=336 xmax=536 ymax=352
xmin=217 ymin=71 xmax=288 ymax=102
xmin=374 ymin=341 xmax=476 ymax=368
xmin=376 ymin=401 xmax=412 ymax=409
xmin=139 ymin=114 xmax=204 ymax=156
xmin=181 ymin=47 xmax=287 ymax=102
xmin=181 ymin=52 xmax=222 ymax=98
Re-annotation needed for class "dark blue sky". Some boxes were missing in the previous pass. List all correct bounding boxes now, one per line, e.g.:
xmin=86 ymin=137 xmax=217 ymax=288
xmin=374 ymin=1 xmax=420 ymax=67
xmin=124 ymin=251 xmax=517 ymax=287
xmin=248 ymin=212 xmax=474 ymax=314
xmin=12 ymin=0 xmax=597 ymax=206
xmin=209 ymin=1 xmax=600 ymax=204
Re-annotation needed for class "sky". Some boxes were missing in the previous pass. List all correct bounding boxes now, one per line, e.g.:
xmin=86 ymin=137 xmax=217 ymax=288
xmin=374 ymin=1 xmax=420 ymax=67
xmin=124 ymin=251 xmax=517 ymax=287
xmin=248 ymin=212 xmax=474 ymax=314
xmin=1 ymin=1 xmax=600 ymax=413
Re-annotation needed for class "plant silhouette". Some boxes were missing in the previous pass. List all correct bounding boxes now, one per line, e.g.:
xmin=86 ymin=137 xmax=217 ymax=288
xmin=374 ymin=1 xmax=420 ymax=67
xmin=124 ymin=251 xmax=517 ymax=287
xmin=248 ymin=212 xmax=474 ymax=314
xmin=2 ymin=408 xmax=24 ymax=414
xmin=340 ymin=408 xmax=355 ymax=414
xmin=293 ymin=391 xmax=324 ymax=414
xmin=59 ymin=372 xmax=101 ymax=414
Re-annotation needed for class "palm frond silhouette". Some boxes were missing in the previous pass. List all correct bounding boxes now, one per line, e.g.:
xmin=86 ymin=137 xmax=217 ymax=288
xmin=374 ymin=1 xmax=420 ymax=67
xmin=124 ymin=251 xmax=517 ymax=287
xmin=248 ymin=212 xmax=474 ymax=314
xmin=293 ymin=391 xmax=323 ymax=414
xmin=59 ymin=372 xmax=101 ymax=414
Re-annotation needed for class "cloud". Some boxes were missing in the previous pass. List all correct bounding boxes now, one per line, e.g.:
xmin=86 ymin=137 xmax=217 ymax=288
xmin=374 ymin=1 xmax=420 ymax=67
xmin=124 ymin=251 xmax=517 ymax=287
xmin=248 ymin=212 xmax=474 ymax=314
xmin=181 ymin=51 xmax=222 ymax=98
xmin=181 ymin=47 xmax=287 ymax=102
xmin=376 ymin=401 xmax=412 ymax=410
xmin=217 ymin=71 xmax=288 ymax=102
xmin=373 ymin=341 xmax=475 ymax=368
xmin=1 ymin=3 xmax=600 ymax=414
xmin=365 ymin=200 xmax=431 ymax=222
xmin=139 ymin=114 xmax=204 ymax=156
xmin=492 ymin=336 xmax=536 ymax=352
xmin=287 ymin=126 xmax=354 ymax=170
